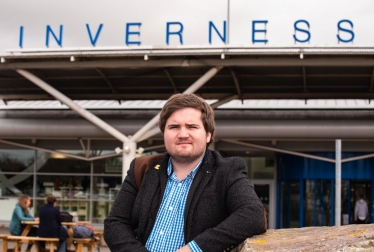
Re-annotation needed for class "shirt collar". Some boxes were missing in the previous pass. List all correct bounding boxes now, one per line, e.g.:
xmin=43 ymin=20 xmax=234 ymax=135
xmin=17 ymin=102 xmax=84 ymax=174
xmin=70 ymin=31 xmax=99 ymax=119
xmin=167 ymin=152 xmax=206 ymax=179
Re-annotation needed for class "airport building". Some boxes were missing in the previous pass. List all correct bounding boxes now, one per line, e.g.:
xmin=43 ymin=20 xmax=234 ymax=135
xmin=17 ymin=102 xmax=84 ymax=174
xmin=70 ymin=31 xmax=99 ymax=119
xmin=1 ymin=0 xmax=374 ymax=229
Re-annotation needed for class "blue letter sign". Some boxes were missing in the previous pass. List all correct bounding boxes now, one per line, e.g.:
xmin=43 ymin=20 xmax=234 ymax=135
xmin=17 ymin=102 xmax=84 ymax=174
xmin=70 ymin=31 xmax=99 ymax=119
xmin=166 ymin=22 xmax=184 ymax=45
xmin=86 ymin=24 xmax=103 ymax=46
xmin=293 ymin=20 xmax=310 ymax=43
xmin=46 ymin=25 xmax=63 ymax=47
xmin=126 ymin=23 xmax=142 ymax=45
xmin=337 ymin=20 xmax=354 ymax=43
xmin=252 ymin=20 xmax=268 ymax=44
xmin=209 ymin=21 xmax=227 ymax=44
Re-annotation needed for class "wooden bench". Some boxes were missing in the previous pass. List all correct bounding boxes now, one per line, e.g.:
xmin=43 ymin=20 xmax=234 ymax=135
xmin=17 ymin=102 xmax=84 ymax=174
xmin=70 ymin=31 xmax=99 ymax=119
xmin=7 ymin=236 xmax=59 ymax=252
xmin=93 ymin=231 xmax=103 ymax=246
xmin=71 ymin=238 xmax=96 ymax=252
xmin=0 ymin=234 xmax=13 ymax=252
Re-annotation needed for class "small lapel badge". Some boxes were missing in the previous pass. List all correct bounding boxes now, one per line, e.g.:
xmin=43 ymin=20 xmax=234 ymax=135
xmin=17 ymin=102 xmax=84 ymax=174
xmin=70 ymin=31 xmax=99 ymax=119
xmin=154 ymin=164 xmax=160 ymax=170
xmin=206 ymin=171 xmax=211 ymax=174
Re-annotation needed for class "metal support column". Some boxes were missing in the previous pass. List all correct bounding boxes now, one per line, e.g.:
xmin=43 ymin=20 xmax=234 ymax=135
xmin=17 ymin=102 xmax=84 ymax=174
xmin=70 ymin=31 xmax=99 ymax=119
xmin=16 ymin=69 xmax=136 ymax=182
xmin=122 ymin=141 xmax=136 ymax=182
xmin=335 ymin=139 xmax=342 ymax=226
xmin=16 ymin=69 xmax=129 ymax=143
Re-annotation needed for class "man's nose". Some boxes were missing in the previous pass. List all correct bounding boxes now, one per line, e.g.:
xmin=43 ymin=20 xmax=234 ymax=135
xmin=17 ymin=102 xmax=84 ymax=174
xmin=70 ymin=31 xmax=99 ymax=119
xmin=178 ymin=127 xmax=189 ymax=138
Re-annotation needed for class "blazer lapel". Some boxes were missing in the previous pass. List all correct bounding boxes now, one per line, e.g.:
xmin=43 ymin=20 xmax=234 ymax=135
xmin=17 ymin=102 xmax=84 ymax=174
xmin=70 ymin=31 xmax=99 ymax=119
xmin=184 ymin=150 xmax=216 ymax=222
xmin=159 ymin=155 xmax=169 ymax=197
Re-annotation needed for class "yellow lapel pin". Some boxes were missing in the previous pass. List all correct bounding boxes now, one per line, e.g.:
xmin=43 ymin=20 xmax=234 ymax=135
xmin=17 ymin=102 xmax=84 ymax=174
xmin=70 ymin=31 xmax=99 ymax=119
xmin=154 ymin=164 xmax=160 ymax=170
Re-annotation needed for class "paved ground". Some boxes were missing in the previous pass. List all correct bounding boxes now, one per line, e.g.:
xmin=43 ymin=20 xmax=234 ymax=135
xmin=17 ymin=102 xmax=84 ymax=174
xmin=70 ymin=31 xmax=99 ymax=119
xmin=0 ymin=224 xmax=111 ymax=252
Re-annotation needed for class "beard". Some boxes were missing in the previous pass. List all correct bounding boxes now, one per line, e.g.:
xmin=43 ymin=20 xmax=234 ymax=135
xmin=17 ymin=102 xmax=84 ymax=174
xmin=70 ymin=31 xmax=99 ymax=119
xmin=166 ymin=144 xmax=205 ymax=164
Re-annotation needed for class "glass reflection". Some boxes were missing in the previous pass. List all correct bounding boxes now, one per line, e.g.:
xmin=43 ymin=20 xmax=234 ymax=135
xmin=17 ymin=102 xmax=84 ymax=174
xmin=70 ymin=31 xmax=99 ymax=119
xmin=0 ymin=149 xmax=124 ymax=224
xmin=304 ymin=180 xmax=331 ymax=227
xmin=281 ymin=181 xmax=300 ymax=228
xmin=37 ymin=175 xmax=91 ymax=198
xmin=37 ymin=151 xmax=90 ymax=174
xmin=243 ymin=157 xmax=274 ymax=179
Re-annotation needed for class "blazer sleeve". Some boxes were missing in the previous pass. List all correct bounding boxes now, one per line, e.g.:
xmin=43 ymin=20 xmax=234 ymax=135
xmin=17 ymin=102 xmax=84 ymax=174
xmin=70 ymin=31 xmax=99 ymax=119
xmin=104 ymin=158 xmax=149 ymax=252
xmin=193 ymin=157 xmax=265 ymax=252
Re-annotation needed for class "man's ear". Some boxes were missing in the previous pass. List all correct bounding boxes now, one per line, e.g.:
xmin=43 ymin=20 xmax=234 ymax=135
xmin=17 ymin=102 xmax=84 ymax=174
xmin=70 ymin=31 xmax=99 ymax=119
xmin=206 ymin=132 xmax=212 ymax=143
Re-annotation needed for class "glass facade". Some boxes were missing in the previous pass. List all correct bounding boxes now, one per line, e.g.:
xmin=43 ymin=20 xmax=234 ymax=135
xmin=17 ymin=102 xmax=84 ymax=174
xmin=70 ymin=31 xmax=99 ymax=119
xmin=280 ymin=181 xmax=300 ymax=228
xmin=304 ymin=180 xmax=332 ymax=227
xmin=277 ymin=152 xmax=374 ymax=228
xmin=244 ymin=157 xmax=275 ymax=179
xmin=0 ymin=149 xmax=35 ymax=197
xmin=0 ymin=149 xmax=276 ymax=225
xmin=0 ymin=148 xmax=122 ymax=224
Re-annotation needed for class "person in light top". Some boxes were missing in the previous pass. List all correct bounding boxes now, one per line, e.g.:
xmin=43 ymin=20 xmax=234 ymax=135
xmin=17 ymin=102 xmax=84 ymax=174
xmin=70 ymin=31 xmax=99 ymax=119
xmin=355 ymin=194 xmax=369 ymax=224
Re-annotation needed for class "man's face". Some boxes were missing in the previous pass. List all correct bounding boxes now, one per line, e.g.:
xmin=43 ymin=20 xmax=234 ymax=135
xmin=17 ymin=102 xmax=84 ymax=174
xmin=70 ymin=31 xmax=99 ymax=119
xmin=164 ymin=107 xmax=212 ymax=164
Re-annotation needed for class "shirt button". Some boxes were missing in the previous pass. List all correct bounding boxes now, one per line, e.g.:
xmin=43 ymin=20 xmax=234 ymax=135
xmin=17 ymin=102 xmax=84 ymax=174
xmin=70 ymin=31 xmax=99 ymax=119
xmin=178 ymin=183 xmax=182 ymax=187
xmin=169 ymin=206 xmax=173 ymax=211
xmin=160 ymin=231 xmax=164 ymax=235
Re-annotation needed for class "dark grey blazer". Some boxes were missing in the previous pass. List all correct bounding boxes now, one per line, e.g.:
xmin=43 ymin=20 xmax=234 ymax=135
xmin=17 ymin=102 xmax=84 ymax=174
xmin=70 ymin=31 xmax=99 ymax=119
xmin=104 ymin=149 xmax=265 ymax=252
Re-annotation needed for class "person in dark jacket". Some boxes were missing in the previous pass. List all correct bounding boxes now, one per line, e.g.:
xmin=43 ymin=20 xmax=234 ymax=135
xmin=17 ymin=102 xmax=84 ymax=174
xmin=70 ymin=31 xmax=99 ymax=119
xmin=38 ymin=195 xmax=68 ymax=252
xmin=104 ymin=93 xmax=266 ymax=252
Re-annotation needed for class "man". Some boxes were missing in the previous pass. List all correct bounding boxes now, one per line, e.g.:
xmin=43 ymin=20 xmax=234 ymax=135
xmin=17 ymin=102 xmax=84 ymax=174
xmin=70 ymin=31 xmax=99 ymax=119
xmin=38 ymin=195 xmax=68 ymax=252
xmin=104 ymin=93 xmax=266 ymax=252
xmin=355 ymin=194 xmax=369 ymax=224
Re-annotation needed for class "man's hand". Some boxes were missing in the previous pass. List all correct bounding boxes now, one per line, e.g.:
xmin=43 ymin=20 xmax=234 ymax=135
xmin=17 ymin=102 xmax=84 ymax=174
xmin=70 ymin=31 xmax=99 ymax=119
xmin=175 ymin=245 xmax=192 ymax=252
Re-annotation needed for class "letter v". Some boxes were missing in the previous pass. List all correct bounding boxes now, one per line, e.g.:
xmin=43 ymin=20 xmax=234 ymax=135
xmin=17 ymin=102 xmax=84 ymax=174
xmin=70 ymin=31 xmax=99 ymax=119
xmin=86 ymin=24 xmax=103 ymax=46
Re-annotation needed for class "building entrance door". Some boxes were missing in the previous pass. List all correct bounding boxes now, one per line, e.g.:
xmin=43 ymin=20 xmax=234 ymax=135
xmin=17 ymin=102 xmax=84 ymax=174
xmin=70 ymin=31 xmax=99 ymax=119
xmin=253 ymin=180 xmax=275 ymax=229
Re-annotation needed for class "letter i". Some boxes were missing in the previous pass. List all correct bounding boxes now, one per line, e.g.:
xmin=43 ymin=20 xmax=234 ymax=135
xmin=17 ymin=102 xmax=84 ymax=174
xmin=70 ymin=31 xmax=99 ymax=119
xmin=19 ymin=26 xmax=24 ymax=48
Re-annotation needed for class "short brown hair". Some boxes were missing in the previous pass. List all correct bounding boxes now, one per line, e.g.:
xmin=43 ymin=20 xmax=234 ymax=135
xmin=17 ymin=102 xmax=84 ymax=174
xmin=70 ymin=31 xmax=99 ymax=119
xmin=159 ymin=93 xmax=215 ymax=146
xmin=46 ymin=194 xmax=57 ymax=205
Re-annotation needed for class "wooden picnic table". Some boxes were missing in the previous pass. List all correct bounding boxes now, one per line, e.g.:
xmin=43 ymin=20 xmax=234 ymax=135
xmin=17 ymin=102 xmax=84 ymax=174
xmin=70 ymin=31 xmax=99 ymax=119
xmin=21 ymin=221 xmax=76 ymax=248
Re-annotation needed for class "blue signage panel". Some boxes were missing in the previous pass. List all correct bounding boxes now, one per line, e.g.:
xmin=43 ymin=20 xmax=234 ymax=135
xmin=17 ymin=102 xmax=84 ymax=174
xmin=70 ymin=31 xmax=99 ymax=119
xmin=0 ymin=0 xmax=373 ymax=56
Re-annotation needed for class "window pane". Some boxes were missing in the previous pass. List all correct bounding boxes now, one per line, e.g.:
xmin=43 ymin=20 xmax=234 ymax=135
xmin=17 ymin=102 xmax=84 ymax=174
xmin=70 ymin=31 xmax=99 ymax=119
xmin=315 ymin=180 xmax=331 ymax=226
xmin=0 ymin=174 xmax=34 ymax=197
xmin=93 ymin=155 xmax=122 ymax=174
xmin=92 ymin=201 xmax=109 ymax=224
xmin=304 ymin=180 xmax=314 ymax=226
xmin=37 ymin=151 xmax=90 ymax=174
xmin=254 ymin=184 xmax=270 ymax=229
xmin=93 ymin=176 xmax=121 ymax=199
xmin=36 ymin=175 xmax=91 ymax=198
xmin=0 ymin=149 xmax=34 ymax=172
xmin=281 ymin=181 xmax=300 ymax=228
xmin=243 ymin=157 xmax=274 ymax=179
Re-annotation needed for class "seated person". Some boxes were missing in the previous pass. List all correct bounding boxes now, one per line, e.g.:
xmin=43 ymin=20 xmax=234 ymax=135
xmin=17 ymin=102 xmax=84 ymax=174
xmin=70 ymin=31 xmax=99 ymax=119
xmin=38 ymin=195 xmax=68 ymax=252
xmin=8 ymin=194 xmax=39 ymax=252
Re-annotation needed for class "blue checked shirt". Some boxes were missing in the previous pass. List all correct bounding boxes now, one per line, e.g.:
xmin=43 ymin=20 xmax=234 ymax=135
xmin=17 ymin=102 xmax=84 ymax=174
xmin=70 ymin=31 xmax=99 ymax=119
xmin=145 ymin=156 xmax=204 ymax=252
